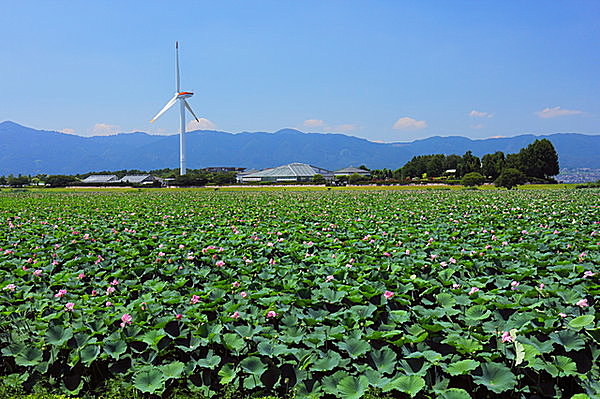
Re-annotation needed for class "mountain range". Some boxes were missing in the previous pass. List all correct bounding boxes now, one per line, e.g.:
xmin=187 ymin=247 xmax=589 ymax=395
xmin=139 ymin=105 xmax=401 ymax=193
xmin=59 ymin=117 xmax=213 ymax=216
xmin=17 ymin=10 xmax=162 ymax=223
xmin=1 ymin=121 xmax=599 ymax=175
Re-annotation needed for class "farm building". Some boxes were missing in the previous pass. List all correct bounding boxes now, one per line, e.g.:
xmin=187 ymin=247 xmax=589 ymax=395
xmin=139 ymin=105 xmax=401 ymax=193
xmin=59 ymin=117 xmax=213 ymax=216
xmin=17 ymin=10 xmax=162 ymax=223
xmin=240 ymin=163 xmax=333 ymax=183
xmin=81 ymin=175 xmax=118 ymax=184
xmin=334 ymin=166 xmax=371 ymax=178
xmin=118 ymin=175 xmax=162 ymax=185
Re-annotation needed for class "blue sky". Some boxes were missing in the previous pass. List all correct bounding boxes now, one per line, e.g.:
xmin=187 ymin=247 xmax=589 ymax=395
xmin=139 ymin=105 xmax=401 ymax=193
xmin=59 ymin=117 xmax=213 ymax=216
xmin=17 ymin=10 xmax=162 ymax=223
xmin=1 ymin=1 xmax=598 ymax=142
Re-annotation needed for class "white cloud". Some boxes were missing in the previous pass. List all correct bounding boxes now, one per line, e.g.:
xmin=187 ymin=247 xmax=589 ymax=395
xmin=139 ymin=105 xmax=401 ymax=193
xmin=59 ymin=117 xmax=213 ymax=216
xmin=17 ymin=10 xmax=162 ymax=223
xmin=91 ymin=123 xmax=120 ymax=136
xmin=60 ymin=128 xmax=76 ymax=135
xmin=187 ymin=118 xmax=217 ymax=131
xmin=469 ymin=110 xmax=494 ymax=118
xmin=303 ymin=119 xmax=325 ymax=128
xmin=392 ymin=117 xmax=428 ymax=130
xmin=535 ymin=106 xmax=584 ymax=118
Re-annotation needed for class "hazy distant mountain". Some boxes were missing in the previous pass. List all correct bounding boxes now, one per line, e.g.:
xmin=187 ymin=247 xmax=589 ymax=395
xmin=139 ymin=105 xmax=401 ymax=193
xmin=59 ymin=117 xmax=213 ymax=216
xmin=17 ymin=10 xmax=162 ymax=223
xmin=1 ymin=121 xmax=598 ymax=175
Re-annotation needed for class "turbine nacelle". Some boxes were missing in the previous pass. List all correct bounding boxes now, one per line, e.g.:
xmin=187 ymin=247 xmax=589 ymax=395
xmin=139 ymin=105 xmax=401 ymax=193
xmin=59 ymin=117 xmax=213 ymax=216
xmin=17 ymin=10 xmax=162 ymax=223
xmin=177 ymin=92 xmax=194 ymax=99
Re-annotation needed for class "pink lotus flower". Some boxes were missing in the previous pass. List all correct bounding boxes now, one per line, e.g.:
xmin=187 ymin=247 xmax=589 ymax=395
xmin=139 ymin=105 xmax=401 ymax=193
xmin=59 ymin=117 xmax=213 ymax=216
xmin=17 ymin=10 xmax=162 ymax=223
xmin=232 ymin=281 xmax=240 ymax=288
xmin=468 ymin=287 xmax=480 ymax=295
xmin=91 ymin=290 xmax=98 ymax=296
xmin=105 ymin=301 xmax=112 ymax=307
xmin=106 ymin=286 xmax=116 ymax=295
xmin=510 ymin=281 xmax=520 ymax=290
xmin=266 ymin=310 xmax=278 ymax=318
xmin=383 ymin=252 xmax=391 ymax=257
xmin=452 ymin=283 xmax=460 ymax=289
xmin=559 ymin=312 xmax=567 ymax=318
xmin=110 ymin=279 xmax=119 ymax=285
xmin=576 ymin=299 xmax=589 ymax=308
xmin=449 ymin=257 xmax=457 ymax=264
xmin=54 ymin=289 xmax=67 ymax=298
xmin=78 ymin=273 xmax=85 ymax=279
xmin=21 ymin=266 xmax=28 ymax=271
xmin=240 ymin=291 xmax=248 ymax=298
xmin=190 ymin=295 xmax=200 ymax=304
xmin=120 ymin=313 xmax=132 ymax=327
xmin=583 ymin=271 xmax=596 ymax=278
xmin=501 ymin=331 xmax=513 ymax=343
xmin=3 ymin=284 xmax=16 ymax=292
xmin=539 ymin=283 xmax=545 ymax=289
xmin=65 ymin=302 xmax=75 ymax=311
xmin=231 ymin=311 xmax=240 ymax=319
xmin=175 ymin=314 xmax=182 ymax=320
xmin=215 ymin=260 xmax=225 ymax=267
xmin=384 ymin=290 xmax=394 ymax=299
xmin=326 ymin=275 xmax=335 ymax=283
xmin=33 ymin=269 xmax=42 ymax=276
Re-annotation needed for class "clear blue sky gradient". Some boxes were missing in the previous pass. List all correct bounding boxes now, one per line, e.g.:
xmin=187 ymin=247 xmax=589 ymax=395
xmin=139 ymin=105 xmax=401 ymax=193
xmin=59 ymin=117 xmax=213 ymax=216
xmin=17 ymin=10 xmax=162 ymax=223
xmin=1 ymin=1 xmax=598 ymax=141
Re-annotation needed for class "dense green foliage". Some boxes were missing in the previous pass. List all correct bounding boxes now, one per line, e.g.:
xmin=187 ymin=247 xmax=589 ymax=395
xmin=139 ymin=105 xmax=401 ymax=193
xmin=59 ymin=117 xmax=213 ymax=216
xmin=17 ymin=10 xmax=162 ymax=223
xmin=460 ymin=172 xmax=485 ymax=187
xmin=495 ymin=169 xmax=527 ymax=190
xmin=0 ymin=190 xmax=598 ymax=398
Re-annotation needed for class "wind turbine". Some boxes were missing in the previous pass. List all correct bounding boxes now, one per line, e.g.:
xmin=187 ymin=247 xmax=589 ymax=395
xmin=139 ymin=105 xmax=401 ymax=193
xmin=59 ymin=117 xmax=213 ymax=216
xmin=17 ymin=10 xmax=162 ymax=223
xmin=150 ymin=41 xmax=200 ymax=175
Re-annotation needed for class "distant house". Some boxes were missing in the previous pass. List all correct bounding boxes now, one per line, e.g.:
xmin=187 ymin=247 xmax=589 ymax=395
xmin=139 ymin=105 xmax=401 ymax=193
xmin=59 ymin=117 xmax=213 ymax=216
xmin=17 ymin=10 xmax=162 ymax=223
xmin=81 ymin=175 xmax=118 ymax=184
xmin=334 ymin=167 xmax=371 ymax=178
xmin=202 ymin=167 xmax=246 ymax=173
xmin=118 ymin=175 xmax=162 ymax=185
xmin=240 ymin=163 xmax=333 ymax=183
xmin=236 ymin=169 xmax=259 ymax=183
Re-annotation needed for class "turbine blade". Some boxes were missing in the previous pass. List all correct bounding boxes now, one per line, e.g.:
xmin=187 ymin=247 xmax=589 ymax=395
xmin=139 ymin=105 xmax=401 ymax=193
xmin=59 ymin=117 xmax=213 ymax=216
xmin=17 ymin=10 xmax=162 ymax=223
xmin=183 ymin=99 xmax=200 ymax=123
xmin=150 ymin=94 xmax=178 ymax=123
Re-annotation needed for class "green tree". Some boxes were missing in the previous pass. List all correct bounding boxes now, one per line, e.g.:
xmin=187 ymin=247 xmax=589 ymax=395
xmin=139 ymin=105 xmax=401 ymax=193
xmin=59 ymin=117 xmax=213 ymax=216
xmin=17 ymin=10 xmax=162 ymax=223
xmin=495 ymin=168 xmax=526 ymax=189
xmin=348 ymin=173 xmax=366 ymax=184
xmin=45 ymin=175 xmax=79 ymax=187
xmin=7 ymin=175 xmax=30 ymax=187
xmin=312 ymin=174 xmax=326 ymax=184
xmin=481 ymin=151 xmax=505 ymax=180
xmin=461 ymin=172 xmax=485 ymax=187
xmin=518 ymin=139 xmax=559 ymax=179
xmin=457 ymin=151 xmax=481 ymax=177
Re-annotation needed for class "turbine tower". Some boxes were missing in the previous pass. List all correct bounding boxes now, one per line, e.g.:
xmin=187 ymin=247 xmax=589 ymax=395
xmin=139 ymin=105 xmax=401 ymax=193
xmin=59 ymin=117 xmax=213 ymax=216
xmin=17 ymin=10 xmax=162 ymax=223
xmin=150 ymin=41 xmax=200 ymax=175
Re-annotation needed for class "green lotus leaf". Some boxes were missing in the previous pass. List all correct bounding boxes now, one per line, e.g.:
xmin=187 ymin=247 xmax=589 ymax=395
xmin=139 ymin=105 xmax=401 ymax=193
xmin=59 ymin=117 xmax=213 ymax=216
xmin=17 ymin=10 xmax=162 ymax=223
xmin=103 ymin=340 xmax=127 ymax=360
xmin=160 ymin=360 xmax=185 ymax=379
xmin=45 ymin=325 xmax=73 ymax=346
xmin=15 ymin=347 xmax=43 ymax=367
xmin=382 ymin=375 xmax=425 ymax=396
xmin=218 ymin=363 xmax=236 ymax=384
xmin=311 ymin=350 xmax=341 ymax=372
xmin=549 ymin=330 xmax=585 ymax=352
xmin=446 ymin=359 xmax=480 ymax=376
xmin=472 ymin=362 xmax=517 ymax=394
xmin=336 ymin=337 xmax=371 ymax=359
xmin=322 ymin=370 xmax=349 ymax=395
xmin=369 ymin=347 xmax=397 ymax=374
xmin=80 ymin=344 xmax=100 ymax=366
xmin=440 ymin=388 xmax=472 ymax=399
xmin=133 ymin=368 xmax=165 ymax=394
xmin=336 ymin=375 xmax=369 ymax=399
xmin=465 ymin=305 xmax=491 ymax=321
xmin=568 ymin=315 xmax=594 ymax=330
xmin=239 ymin=356 xmax=267 ymax=376
xmin=196 ymin=351 xmax=221 ymax=369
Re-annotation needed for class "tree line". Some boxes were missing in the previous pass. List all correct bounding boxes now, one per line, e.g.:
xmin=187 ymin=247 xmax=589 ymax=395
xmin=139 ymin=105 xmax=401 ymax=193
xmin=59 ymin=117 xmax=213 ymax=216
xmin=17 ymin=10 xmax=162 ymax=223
xmin=369 ymin=138 xmax=559 ymax=189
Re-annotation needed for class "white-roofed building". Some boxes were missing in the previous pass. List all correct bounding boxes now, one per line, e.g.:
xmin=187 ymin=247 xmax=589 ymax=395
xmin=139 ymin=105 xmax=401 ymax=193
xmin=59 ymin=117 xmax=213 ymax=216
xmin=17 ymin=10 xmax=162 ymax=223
xmin=81 ymin=175 xmax=119 ymax=184
xmin=240 ymin=163 xmax=333 ymax=183
xmin=119 ymin=175 xmax=162 ymax=185
xmin=334 ymin=166 xmax=371 ymax=178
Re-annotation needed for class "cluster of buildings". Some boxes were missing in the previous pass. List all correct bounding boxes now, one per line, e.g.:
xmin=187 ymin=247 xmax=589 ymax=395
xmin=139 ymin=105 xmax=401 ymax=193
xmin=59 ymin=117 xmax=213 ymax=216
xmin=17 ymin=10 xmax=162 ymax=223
xmin=81 ymin=163 xmax=371 ymax=186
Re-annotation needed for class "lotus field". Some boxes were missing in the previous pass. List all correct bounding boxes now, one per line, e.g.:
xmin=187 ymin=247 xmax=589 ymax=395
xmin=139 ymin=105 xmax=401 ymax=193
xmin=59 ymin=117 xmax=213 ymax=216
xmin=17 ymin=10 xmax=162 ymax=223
xmin=0 ymin=189 xmax=599 ymax=398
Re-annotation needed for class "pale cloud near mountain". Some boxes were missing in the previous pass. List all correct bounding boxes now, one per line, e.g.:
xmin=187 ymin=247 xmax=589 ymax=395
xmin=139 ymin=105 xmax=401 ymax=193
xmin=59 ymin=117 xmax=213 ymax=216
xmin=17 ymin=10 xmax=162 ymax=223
xmin=469 ymin=110 xmax=494 ymax=118
xmin=91 ymin=123 xmax=120 ymax=136
xmin=302 ymin=119 xmax=356 ymax=133
xmin=187 ymin=118 xmax=217 ymax=131
xmin=60 ymin=128 xmax=76 ymax=135
xmin=535 ymin=106 xmax=583 ymax=118
xmin=392 ymin=117 xmax=428 ymax=130
xmin=303 ymin=119 xmax=325 ymax=128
